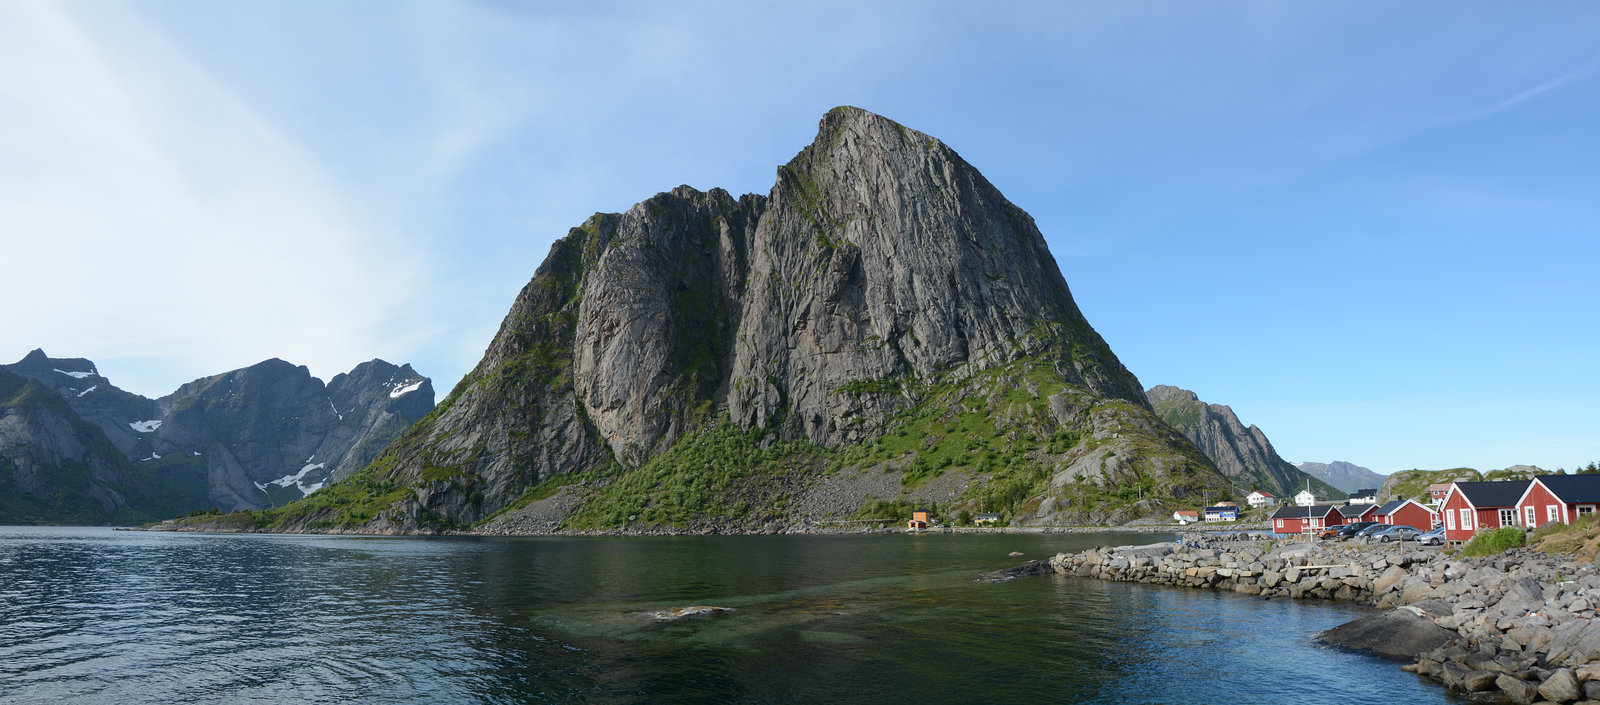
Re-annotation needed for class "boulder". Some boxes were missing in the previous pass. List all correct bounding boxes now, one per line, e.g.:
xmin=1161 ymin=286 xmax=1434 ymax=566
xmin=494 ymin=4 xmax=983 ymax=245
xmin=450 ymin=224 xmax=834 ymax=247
xmin=1317 ymin=609 xmax=1459 ymax=661
xmin=1497 ymin=674 xmax=1540 ymax=705
xmin=1539 ymin=667 xmax=1582 ymax=702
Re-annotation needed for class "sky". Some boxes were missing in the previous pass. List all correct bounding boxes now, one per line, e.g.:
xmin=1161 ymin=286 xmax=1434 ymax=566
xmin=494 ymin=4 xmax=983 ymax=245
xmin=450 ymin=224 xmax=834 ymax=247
xmin=2 ymin=1 xmax=1596 ymax=474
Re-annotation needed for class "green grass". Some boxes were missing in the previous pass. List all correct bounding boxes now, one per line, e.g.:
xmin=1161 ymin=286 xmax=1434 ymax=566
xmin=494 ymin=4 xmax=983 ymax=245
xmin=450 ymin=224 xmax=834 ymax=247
xmin=563 ymin=419 xmax=825 ymax=529
xmin=1462 ymin=527 xmax=1526 ymax=557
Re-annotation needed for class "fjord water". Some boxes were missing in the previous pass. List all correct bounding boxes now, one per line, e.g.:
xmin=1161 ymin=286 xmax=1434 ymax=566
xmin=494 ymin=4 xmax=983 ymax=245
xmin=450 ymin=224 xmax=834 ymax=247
xmin=1 ymin=527 xmax=1456 ymax=704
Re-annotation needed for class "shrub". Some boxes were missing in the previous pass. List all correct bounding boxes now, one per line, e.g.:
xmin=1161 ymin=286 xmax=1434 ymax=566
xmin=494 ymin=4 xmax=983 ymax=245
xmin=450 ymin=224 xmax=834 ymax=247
xmin=1462 ymin=527 xmax=1526 ymax=557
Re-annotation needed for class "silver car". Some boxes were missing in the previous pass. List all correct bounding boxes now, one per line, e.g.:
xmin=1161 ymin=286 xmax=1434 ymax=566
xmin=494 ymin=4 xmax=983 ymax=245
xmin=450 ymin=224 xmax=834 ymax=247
xmin=1416 ymin=527 xmax=1446 ymax=546
xmin=1370 ymin=525 xmax=1420 ymax=542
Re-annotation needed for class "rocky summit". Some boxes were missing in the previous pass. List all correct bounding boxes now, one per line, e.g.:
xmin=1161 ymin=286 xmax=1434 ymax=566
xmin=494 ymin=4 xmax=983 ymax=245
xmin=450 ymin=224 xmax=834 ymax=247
xmin=1 ymin=350 xmax=434 ymax=523
xmin=177 ymin=106 xmax=1236 ymax=535
xmin=1146 ymin=384 xmax=1342 ymax=500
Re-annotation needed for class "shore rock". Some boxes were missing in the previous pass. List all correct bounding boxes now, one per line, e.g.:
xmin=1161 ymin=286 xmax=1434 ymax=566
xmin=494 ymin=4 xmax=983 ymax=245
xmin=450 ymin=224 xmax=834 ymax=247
xmin=1318 ymin=608 xmax=1457 ymax=661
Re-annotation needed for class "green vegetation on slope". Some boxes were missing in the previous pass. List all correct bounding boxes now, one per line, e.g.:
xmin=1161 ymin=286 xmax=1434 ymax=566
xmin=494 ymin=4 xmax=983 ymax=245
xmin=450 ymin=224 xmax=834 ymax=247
xmin=564 ymin=419 xmax=824 ymax=529
xmin=1462 ymin=527 xmax=1526 ymax=557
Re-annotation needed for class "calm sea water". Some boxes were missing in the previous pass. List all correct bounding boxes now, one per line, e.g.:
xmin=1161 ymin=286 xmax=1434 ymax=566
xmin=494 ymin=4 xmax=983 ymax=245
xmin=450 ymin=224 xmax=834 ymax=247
xmin=0 ymin=526 xmax=1457 ymax=704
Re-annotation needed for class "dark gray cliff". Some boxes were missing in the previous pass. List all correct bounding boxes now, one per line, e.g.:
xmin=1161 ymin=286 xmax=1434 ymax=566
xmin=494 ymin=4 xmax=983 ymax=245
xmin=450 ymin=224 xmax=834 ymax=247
xmin=234 ymin=106 xmax=1232 ymax=534
xmin=1146 ymin=384 xmax=1343 ymax=500
xmin=0 ymin=368 xmax=146 ymax=524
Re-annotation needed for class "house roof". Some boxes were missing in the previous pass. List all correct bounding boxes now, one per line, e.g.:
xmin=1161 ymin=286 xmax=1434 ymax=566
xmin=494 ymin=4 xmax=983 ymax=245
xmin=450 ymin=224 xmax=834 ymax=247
xmin=1374 ymin=499 xmax=1406 ymax=516
xmin=1271 ymin=505 xmax=1338 ymax=520
xmin=1204 ymin=505 xmax=1238 ymax=513
xmin=1249 ymin=491 xmax=1274 ymax=498
xmin=1450 ymin=480 xmax=1530 ymax=509
xmin=1349 ymin=488 xmax=1377 ymax=499
xmin=975 ymin=513 xmax=1003 ymax=519
xmin=1532 ymin=475 xmax=1600 ymax=504
xmin=1428 ymin=483 xmax=1452 ymax=492
xmin=1338 ymin=504 xmax=1376 ymax=518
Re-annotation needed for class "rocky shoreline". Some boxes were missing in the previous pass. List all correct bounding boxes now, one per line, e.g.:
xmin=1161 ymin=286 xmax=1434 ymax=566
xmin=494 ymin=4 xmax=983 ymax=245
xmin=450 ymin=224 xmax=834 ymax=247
xmin=1032 ymin=535 xmax=1600 ymax=703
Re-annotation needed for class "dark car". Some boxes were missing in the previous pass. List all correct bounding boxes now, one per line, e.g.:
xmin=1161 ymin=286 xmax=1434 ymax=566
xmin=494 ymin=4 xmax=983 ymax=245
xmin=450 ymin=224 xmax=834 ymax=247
xmin=1353 ymin=524 xmax=1390 ymax=540
xmin=1335 ymin=521 xmax=1380 ymax=540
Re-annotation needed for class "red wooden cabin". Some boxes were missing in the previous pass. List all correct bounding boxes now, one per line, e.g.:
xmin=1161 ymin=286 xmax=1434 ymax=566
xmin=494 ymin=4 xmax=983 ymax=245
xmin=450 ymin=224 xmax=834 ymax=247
xmin=1271 ymin=505 xmax=1341 ymax=534
xmin=1373 ymin=498 xmax=1436 ymax=529
xmin=1440 ymin=480 xmax=1530 ymax=543
xmin=1516 ymin=475 xmax=1600 ymax=528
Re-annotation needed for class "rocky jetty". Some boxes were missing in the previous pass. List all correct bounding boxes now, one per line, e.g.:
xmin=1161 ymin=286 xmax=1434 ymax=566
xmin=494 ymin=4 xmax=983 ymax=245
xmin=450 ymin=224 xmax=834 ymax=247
xmin=1048 ymin=538 xmax=1600 ymax=703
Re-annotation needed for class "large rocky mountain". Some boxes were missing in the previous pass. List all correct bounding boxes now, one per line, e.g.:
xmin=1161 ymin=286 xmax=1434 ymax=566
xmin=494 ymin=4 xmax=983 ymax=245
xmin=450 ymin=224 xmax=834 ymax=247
xmin=1146 ymin=385 xmax=1343 ymax=501
xmin=1295 ymin=460 xmax=1385 ymax=494
xmin=0 ymin=350 xmax=434 ymax=523
xmin=195 ymin=106 xmax=1238 ymax=535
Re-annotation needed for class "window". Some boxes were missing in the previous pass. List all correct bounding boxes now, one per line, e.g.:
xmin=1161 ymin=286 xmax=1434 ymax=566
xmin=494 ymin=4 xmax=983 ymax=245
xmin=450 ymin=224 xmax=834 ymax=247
xmin=1549 ymin=505 xmax=1561 ymax=523
xmin=1500 ymin=508 xmax=1517 ymax=527
xmin=1460 ymin=508 xmax=1473 ymax=530
xmin=1580 ymin=506 xmax=1595 ymax=517
xmin=1526 ymin=506 xmax=1537 ymax=526
xmin=1447 ymin=511 xmax=1456 ymax=531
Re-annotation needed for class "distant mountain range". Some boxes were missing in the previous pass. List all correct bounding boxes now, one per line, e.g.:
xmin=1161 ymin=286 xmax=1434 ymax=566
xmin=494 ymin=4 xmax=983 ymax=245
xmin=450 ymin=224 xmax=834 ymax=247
xmin=1295 ymin=460 xmax=1385 ymax=494
xmin=0 ymin=349 xmax=433 ymax=524
xmin=1146 ymin=385 xmax=1343 ymax=501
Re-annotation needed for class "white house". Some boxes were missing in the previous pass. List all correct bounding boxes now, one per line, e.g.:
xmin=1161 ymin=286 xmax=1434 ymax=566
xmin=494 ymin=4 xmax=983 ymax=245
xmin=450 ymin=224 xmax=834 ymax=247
xmin=1347 ymin=488 xmax=1378 ymax=505
xmin=1246 ymin=491 xmax=1277 ymax=508
xmin=1294 ymin=489 xmax=1318 ymax=507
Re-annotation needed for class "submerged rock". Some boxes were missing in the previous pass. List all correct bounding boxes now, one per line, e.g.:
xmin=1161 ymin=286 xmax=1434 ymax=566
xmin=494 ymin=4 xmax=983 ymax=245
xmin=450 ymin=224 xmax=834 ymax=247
xmin=653 ymin=606 xmax=734 ymax=621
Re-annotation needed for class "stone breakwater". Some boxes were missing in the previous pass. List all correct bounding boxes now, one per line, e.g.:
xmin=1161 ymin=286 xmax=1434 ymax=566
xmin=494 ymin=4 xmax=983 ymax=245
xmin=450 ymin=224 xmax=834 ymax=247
xmin=1044 ymin=537 xmax=1600 ymax=704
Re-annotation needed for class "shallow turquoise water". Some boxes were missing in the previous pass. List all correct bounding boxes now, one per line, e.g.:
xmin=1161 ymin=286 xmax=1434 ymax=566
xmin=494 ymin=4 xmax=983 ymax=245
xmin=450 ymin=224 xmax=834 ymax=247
xmin=0 ymin=527 xmax=1458 ymax=704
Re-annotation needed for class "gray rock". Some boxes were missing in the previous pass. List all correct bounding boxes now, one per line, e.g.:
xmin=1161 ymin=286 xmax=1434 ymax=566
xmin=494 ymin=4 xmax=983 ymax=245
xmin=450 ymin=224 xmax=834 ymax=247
xmin=1318 ymin=609 xmax=1459 ymax=661
xmin=1498 ymin=673 xmax=1540 ymax=704
xmin=1539 ymin=667 xmax=1582 ymax=702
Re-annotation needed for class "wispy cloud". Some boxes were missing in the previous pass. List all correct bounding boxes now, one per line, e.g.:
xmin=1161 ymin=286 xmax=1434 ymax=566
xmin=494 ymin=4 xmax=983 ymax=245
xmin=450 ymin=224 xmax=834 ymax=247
xmin=0 ymin=3 xmax=420 ymax=396
xmin=1441 ymin=60 xmax=1597 ymax=125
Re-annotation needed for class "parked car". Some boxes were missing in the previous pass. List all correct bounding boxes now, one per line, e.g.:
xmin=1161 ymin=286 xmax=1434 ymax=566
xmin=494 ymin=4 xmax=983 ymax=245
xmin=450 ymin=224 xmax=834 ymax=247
xmin=1370 ymin=525 xmax=1420 ymax=542
xmin=1353 ymin=524 xmax=1390 ymax=540
xmin=1416 ymin=527 xmax=1446 ymax=546
xmin=1335 ymin=521 xmax=1381 ymax=540
xmin=1317 ymin=526 xmax=1343 ymax=540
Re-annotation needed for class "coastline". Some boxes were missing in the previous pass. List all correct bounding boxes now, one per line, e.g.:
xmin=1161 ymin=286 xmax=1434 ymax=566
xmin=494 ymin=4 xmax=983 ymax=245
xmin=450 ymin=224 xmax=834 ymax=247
xmin=131 ymin=520 xmax=1266 ymax=537
xmin=1025 ymin=534 xmax=1600 ymax=703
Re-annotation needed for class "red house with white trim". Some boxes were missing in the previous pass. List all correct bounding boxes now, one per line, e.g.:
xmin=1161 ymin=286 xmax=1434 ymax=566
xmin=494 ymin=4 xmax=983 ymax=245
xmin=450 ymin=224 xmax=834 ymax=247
xmin=1440 ymin=480 xmax=1530 ymax=543
xmin=1516 ymin=475 xmax=1600 ymax=528
xmin=1373 ymin=498 xmax=1436 ymax=529
xmin=1271 ymin=505 xmax=1342 ymax=534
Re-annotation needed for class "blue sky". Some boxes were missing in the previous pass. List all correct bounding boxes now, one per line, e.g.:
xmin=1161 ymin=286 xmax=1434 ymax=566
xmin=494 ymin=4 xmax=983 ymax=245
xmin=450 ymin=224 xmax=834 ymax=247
xmin=2 ymin=1 xmax=1596 ymax=474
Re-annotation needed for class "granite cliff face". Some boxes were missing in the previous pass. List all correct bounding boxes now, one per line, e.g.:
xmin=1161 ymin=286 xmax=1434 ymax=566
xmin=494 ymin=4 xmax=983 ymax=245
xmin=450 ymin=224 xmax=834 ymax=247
xmin=216 ymin=107 xmax=1233 ymax=535
xmin=1146 ymin=385 xmax=1342 ymax=501
xmin=1 ymin=351 xmax=434 ymax=523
